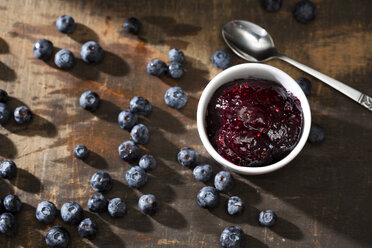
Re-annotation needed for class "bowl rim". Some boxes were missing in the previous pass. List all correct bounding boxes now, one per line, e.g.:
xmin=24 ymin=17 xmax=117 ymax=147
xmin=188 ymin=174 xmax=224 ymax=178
xmin=197 ymin=63 xmax=311 ymax=175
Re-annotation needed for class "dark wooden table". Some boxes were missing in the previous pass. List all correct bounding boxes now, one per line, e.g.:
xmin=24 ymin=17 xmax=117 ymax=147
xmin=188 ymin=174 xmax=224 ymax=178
xmin=0 ymin=0 xmax=371 ymax=247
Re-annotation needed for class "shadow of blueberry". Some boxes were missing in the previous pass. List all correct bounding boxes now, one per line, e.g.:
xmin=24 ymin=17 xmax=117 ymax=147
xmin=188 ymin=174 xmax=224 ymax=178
xmin=11 ymin=168 xmax=43 ymax=193
xmin=67 ymin=23 xmax=99 ymax=44
xmin=0 ymin=61 xmax=16 ymax=82
xmin=0 ymin=133 xmax=17 ymax=159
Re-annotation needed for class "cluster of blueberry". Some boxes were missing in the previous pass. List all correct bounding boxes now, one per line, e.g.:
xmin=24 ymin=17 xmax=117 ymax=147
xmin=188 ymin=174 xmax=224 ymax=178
xmin=0 ymin=89 xmax=32 ymax=125
xmin=176 ymin=147 xmax=277 ymax=247
xmin=261 ymin=0 xmax=317 ymax=24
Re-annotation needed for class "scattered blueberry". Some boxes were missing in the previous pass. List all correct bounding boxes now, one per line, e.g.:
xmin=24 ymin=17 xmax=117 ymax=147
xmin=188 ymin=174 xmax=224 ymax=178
xmin=0 ymin=212 xmax=16 ymax=236
xmin=220 ymin=226 xmax=244 ymax=248
xmin=60 ymin=201 xmax=84 ymax=225
xmin=108 ymin=198 xmax=126 ymax=217
xmin=168 ymin=48 xmax=184 ymax=63
xmin=258 ymin=210 xmax=277 ymax=227
xmin=130 ymin=123 xmax=149 ymax=144
xmin=0 ymin=160 xmax=17 ymax=179
xmin=45 ymin=226 xmax=70 ymax=248
xmin=0 ymin=89 xmax=8 ymax=102
xmin=193 ymin=164 xmax=213 ymax=182
xmin=261 ymin=0 xmax=282 ymax=12
xmin=146 ymin=59 xmax=167 ymax=76
xmin=293 ymin=0 xmax=317 ymax=23
xmin=118 ymin=140 xmax=140 ymax=162
xmin=14 ymin=106 xmax=32 ymax=124
xmin=54 ymin=49 xmax=75 ymax=69
xmin=167 ymin=62 xmax=184 ymax=79
xmin=123 ymin=17 xmax=141 ymax=34
xmin=79 ymin=91 xmax=100 ymax=111
xmin=74 ymin=144 xmax=89 ymax=159
xmin=227 ymin=196 xmax=244 ymax=216
xmin=78 ymin=218 xmax=98 ymax=239
xmin=308 ymin=124 xmax=325 ymax=143
xmin=33 ymin=39 xmax=54 ymax=60
xmin=56 ymin=15 xmax=76 ymax=34
xmin=90 ymin=171 xmax=112 ymax=192
xmin=118 ymin=109 xmax=138 ymax=130
xmin=80 ymin=41 xmax=104 ymax=64
xmin=36 ymin=201 xmax=57 ymax=224
xmin=296 ymin=77 xmax=312 ymax=96
xmin=177 ymin=147 xmax=198 ymax=168
xmin=197 ymin=186 xmax=220 ymax=208
xmin=214 ymin=171 xmax=234 ymax=193
xmin=211 ymin=50 xmax=231 ymax=69
xmin=3 ymin=194 xmax=22 ymax=213
xmin=125 ymin=166 xmax=147 ymax=188
xmin=130 ymin=96 xmax=152 ymax=116
xmin=0 ymin=103 xmax=10 ymax=124
xmin=139 ymin=154 xmax=156 ymax=171
xmin=138 ymin=194 xmax=159 ymax=215
xmin=164 ymin=86 xmax=187 ymax=109
xmin=87 ymin=193 xmax=108 ymax=213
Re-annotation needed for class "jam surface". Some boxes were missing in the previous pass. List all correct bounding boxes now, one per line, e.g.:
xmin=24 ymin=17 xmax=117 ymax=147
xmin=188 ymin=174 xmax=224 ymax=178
xmin=206 ymin=78 xmax=303 ymax=167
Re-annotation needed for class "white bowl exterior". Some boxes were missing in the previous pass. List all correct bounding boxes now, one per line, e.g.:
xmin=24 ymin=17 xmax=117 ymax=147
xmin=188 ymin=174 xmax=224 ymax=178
xmin=197 ymin=63 xmax=311 ymax=175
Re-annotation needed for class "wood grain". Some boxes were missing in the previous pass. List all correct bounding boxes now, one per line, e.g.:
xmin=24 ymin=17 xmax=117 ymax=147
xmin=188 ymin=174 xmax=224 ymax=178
xmin=0 ymin=0 xmax=371 ymax=247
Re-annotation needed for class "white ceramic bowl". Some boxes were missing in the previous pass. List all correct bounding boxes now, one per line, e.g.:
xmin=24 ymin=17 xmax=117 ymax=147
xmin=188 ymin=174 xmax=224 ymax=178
xmin=197 ymin=63 xmax=311 ymax=175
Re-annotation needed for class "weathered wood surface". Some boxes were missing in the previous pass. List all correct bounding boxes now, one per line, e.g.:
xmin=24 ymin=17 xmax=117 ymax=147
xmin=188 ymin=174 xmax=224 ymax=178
xmin=0 ymin=0 xmax=371 ymax=247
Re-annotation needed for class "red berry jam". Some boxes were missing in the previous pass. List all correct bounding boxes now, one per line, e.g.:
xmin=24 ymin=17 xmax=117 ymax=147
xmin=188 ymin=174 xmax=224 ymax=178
xmin=206 ymin=78 xmax=303 ymax=167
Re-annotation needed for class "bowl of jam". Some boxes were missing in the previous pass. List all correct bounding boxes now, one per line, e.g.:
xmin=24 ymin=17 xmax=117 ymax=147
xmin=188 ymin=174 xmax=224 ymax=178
xmin=197 ymin=63 xmax=311 ymax=175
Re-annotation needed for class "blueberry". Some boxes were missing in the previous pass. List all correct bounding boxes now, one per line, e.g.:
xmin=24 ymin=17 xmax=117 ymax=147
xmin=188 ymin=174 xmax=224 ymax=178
xmin=125 ymin=166 xmax=147 ymax=188
xmin=296 ymin=77 xmax=312 ymax=96
xmin=258 ymin=210 xmax=277 ymax=227
xmin=146 ymin=59 xmax=167 ymax=76
xmin=56 ymin=15 xmax=75 ymax=34
xmin=78 ymin=218 xmax=98 ymax=239
xmin=220 ymin=226 xmax=244 ymax=248
xmin=214 ymin=171 xmax=234 ymax=192
xmin=54 ymin=49 xmax=75 ymax=69
xmin=14 ymin=106 xmax=32 ymax=124
xmin=138 ymin=194 xmax=159 ymax=215
xmin=293 ymin=0 xmax=317 ymax=23
xmin=87 ymin=193 xmax=108 ymax=212
xmin=0 ymin=160 xmax=16 ymax=180
xmin=3 ymin=194 xmax=22 ymax=213
xmin=227 ymin=196 xmax=244 ymax=216
xmin=33 ymin=39 xmax=54 ymax=60
xmin=167 ymin=62 xmax=184 ymax=79
xmin=130 ymin=96 xmax=152 ymax=116
xmin=45 ymin=226 xmax=70 ymax=248
xmin=118 ymin=140 xmax=140 ymax=162
xmin=74 ymin=144 xmax=89 ymax=159
xmin=108 ymin=198 xmax=126 ymax=217
xmin=139 ymin=154 xmax=156 ymax=171
xmin=0 ymin=89 xmax=8 ymax=102
xmin=80 ymin=41 xmax=104 ymax=64
xmin=211 ymin=50 xmax=231 ymax=69
xmin=130 ymin=123 xmax=149 ymax=144
xmin=123 ymin=17 xmax=141 ymax=34
xmin=308 ymin=124 xmax=325 ymax=143
xmin=168 ymin=48 xmax=184 ymax=63
xmin=60 ymin=201 xmax=84 ymax=225
xmin=197 ymin=186 xmax=219 ymax=208
xmin=0 ymin=103 xmax=11 ymax=124
xmin=90 ymin=171 xmax=112 ymax=192
xmin=118 ymin=109 xmax=138 ymax=130
xmin=261 ymin=0 xmax=282 ymax=12
xmin=193 ymin=164 xmax=213 ymax=182
xmin=164 ymin=87 xmax=187 ymax=109
xmin=0 ymin=212 xmax=17 ymax=236
xmin=177 ymin=147 xmax=198 ymax=168
xmin=36 ymin=201 xmax=57 ymax=224
xmin=79 ymin=91 xmax=100 ymax=111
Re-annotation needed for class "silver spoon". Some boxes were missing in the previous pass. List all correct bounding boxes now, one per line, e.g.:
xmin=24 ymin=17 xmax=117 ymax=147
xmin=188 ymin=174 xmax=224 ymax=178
xmin=222 ymin=20 xmax=372 ymax=112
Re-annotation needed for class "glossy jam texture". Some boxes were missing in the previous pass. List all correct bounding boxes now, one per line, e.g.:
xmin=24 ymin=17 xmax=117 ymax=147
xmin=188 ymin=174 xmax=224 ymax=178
xmin=206 ymin=78 xmax=303 ymax=167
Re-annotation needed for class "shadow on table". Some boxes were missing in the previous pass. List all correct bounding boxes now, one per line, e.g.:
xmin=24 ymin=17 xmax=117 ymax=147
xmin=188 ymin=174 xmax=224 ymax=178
xmin=0 ymin=61 xmax=16 ymax=82
xmin=0 ymin=133 xmax=17 ymax=159
xmin=68 ymin=23 xmax=99 ymax=44
xmin=10 ymin=168 xmax=43 ymax=193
